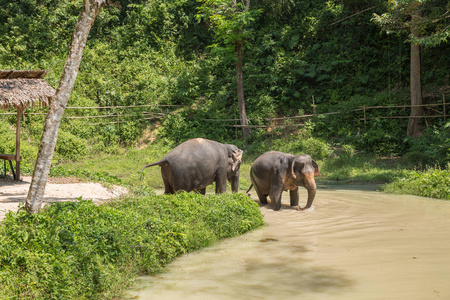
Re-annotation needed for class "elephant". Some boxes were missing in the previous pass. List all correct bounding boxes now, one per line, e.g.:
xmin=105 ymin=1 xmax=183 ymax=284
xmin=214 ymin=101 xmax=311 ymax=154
xmin=140 ymin=138 xmax=243 ymax=194
xmin=246 ymin=151 xmax=319 ymax=211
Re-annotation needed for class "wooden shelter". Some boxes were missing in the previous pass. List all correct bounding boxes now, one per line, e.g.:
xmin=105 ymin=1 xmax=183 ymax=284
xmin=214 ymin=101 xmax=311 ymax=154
xmin=0 ymin=70 xmax=55 ymax=180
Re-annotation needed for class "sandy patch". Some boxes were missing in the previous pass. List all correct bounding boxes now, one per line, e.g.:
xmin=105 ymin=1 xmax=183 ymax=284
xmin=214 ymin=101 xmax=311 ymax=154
xmin=0 ymin=176 xmax=127 ymax=221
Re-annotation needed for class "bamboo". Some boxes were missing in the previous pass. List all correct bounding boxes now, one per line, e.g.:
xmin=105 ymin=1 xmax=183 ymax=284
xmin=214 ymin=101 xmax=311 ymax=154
xmin=312 ymin=95 xmax=316 ymax=116
xmin=15 ymin=106 xmax=22 ymax=180
xmin=364 ymin=103 xmax=446 ymax=109
xmin=444 ymin=94 xmax=446 ymax=122
xmin=360 ymin=115 xmax=450 ymax=120
xmin=65 ymin=104 xmax=185 ymax=109
xmin=363 ymin=105 xmax=366 ymax=126
xmin=226 ymin=124 xmax=305 ymax=128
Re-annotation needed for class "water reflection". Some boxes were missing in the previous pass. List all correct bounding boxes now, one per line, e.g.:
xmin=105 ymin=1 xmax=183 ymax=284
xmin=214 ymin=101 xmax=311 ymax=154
xmin=124 ymin=188 xmax=450 ymax=300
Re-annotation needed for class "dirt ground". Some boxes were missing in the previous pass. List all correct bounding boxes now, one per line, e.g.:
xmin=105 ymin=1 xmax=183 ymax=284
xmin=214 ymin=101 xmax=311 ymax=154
xmin=0 ymin=176 xmax=127 ymax=221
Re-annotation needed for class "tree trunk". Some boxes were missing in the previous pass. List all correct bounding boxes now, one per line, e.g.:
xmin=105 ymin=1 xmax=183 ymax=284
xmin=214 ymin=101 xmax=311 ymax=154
xmin=234 ymin=0 xmax=251 ymax=139
xmin=407 ymin=10 xmax=423 ymax=137
xmin=25 ymin=0 xmax=105 ymax=214
xmin=235 ymin=39 xmax=251 ymax=139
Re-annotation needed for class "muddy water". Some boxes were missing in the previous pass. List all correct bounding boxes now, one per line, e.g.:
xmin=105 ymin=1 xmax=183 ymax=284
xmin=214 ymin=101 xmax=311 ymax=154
xmin=124 ymin=187 xmax=450 ymax=300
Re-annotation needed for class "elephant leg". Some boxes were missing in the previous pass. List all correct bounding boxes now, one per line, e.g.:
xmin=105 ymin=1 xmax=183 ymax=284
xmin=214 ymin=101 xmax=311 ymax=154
xmin=253 ymin=183 xmax=268 ymax=204
xmin=161 ymin=167 xmax=175 ymax=194
xmin=163 ymin=178 xmax=174 ymax=194
xmin=229 ymin=174 xmax=239 ymax=193
xmin=289 ymin=188 xmax=299 ymax=207
xmin=269 ymin=186 xmax=283 ymax=211
xmin=258 ymin=192 xmax=268 ymax=204
xmin=198 ymin=188 xmax=206 ymax=195
xmin=215 ymin=172 xmax=227 ymax=194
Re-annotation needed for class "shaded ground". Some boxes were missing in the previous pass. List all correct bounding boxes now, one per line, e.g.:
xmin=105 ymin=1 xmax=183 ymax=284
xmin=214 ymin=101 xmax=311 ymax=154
xmin=0 ymin=176 xmax=127 ymax=220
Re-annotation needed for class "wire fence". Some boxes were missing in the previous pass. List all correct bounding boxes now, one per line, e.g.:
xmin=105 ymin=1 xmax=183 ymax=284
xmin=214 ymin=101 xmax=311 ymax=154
xmin=0 ymin=97 xmax=448 ymax=130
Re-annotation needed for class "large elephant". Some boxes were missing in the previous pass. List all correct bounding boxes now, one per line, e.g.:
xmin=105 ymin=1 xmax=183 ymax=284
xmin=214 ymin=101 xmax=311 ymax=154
xmin=246 ymin=151 xmax=319 ymax=211
xmin=140 ymin=138 xmax=243 ymax=194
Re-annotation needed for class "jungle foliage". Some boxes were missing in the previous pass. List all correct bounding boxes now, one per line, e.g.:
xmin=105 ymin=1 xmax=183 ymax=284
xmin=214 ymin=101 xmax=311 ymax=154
xmin=0 ymin=0 xmax=449 ymax=177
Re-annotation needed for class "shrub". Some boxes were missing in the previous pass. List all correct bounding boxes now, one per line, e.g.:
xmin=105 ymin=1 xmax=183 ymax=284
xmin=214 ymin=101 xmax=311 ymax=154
xmin=0 ymin=192 xmax=264 ymax=299
xmin=275 ymin=136 xmax=332 ymax=160
xmin=381 ymin=166 xmax=450 ymax=200
xmin=403 ymin=122 xmax=450 ymax=168
xmin=55 ymin=131 xmax=88 ymax=161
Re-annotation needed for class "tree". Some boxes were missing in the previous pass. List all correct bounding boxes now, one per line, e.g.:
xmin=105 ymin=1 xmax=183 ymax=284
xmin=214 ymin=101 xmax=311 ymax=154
xmin=372 ymin=0 xmax=450 ymax=137
xmin=197 ymin=0 xmax=261 ymax=139
xmin=25 ymin=0 xmax=106 ymax=214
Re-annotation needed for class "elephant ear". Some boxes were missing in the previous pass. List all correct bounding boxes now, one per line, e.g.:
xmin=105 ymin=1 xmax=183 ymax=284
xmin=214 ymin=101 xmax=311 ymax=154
xmin=290 ymin=157 xmax=303 ymax=179
xmin=312 ymin=159 xmax=320 ymax=176
xmin=231 ymin=149 xmax=243 ymax=172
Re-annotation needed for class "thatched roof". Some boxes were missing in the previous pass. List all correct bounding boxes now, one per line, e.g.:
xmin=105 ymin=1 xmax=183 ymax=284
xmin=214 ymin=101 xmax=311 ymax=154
xmin=0 ymin=70 xmax=55 ymax=110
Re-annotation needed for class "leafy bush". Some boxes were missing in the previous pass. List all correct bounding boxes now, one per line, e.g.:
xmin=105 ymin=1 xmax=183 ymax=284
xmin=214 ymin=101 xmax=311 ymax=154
xmin=0 ymin=192 xmax=264 ymax=299
xmin=382 ymin=166 xmax=450 ymax=199
xmin=159 ymin=109 xmax=233 ymax=144
xmin=403 ymin=122 xmax=450 ymax=168
xmin=55 ymin=131 xmax=88 ymax=161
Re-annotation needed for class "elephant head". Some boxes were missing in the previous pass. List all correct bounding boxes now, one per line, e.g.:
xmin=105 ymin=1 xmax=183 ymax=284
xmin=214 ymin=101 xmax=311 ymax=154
xmin=227 ymin=147 xmax=243 ymax=192
xmin=230 ymin=149 xmax=243 ymax=172
xmin=289 ymin=155 xmax=320 ymax=209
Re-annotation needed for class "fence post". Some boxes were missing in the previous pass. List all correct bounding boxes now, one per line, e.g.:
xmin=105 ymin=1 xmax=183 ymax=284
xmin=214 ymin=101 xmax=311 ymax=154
xmin=312 ymin=95 xmax=316 ymax=116
xmin=444 ymin=94 xmax=446 ymax=123
xmin=235 ymin=111 xmax=238 ymax=140
xmin=363 ymin=105 xmax=366 ymax=127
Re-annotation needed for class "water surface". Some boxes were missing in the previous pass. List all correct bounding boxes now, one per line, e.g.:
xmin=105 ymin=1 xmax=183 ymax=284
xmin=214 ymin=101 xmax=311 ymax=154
xmin=125 ymin=187 xmax=450 ymax=300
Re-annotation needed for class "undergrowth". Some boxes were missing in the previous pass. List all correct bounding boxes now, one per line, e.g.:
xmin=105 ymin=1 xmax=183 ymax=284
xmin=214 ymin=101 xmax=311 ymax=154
xmin=381 ymin=166 xmax=450 ymax=200
xmin=0 ymin=192 xmax=264 ymax=299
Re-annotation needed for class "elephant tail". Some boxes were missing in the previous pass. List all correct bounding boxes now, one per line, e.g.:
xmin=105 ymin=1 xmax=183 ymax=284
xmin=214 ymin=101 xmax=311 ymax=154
xmin=245 ymin=184 xmax=253 ymax=196
xmin=140 ymin=160 xmax=165 ymax=181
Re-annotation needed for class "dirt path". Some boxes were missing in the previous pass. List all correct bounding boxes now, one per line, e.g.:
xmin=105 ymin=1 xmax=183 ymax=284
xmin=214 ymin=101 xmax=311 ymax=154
xmin=0 ymin=176 xmax=127 ymax=221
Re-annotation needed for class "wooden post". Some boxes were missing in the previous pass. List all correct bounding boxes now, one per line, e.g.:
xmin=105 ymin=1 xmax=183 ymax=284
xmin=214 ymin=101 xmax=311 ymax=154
xmin=15 ymin=106 xmax=23 ymax=181
xmin=235 ymin=111 xmax=238 ymax=140
xmin=363 ymin=105 xmax=366 ymax=126
xmin=312 ymin=95 xmax=316 ymax=116
xmin=444 ymin=94 xmax=446 ymax=123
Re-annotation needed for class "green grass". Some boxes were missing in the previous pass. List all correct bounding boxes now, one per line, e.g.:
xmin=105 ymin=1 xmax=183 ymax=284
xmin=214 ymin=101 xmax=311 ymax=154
xmin=54 ymin=143 xmax=172 ymax=188
xmin=53 ymin=141 xmax=448 ymax=199
xmin=55 ymin=142 xmax=256 ymax=193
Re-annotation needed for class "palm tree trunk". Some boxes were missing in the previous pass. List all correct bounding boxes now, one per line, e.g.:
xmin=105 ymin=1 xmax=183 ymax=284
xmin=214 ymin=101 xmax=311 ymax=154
xmin=25 ymin=0 xmax=105 ymax=214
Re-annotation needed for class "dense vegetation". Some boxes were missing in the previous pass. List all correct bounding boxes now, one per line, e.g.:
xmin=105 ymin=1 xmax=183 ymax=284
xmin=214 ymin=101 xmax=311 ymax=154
xmin=0 ymin=0 xmax=448 ymax=192
xmin=0 ymin=192 xmax=263 ymax=299
xmin=0 ymin=2 xmax=448 ymax=298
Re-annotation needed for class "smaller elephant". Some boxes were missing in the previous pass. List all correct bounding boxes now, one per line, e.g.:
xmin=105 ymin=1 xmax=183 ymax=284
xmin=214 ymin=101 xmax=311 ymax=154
xmin=246 ymin=151 xmax=319 ymax=211
xmin=140 ymin=138 xmax=243 ymax=194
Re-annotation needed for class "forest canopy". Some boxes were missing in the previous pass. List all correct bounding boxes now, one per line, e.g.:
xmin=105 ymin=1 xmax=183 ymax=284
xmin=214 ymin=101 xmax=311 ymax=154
xmin=0 ymin=0 xmax=449 ymax=162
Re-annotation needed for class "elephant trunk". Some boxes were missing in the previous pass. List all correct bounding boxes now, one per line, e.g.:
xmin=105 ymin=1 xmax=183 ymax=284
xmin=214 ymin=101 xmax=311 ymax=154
xmin=303 ymin=172 xmax=317 ymax=209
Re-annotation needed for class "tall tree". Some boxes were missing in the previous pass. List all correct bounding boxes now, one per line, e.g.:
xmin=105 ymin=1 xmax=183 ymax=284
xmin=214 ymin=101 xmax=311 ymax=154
xmin=373 ymin=0 xmax=450 ymax=137
xmin=25 ymin=0 xmax=106 ymax=214
xmin=197 ymin=0 xmax=261 ymax=139
xmin=408 ymin=8 xmax=423 ymax=137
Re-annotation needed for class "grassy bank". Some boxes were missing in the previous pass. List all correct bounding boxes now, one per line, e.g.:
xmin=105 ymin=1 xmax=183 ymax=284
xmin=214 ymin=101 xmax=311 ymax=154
xmin=0 ymin=192 xmax=264 ymax=299
xmin=51 ymin=141 xmax=449 ymax=200
xmin=381 ymin=167 xmax=450 ymax=200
